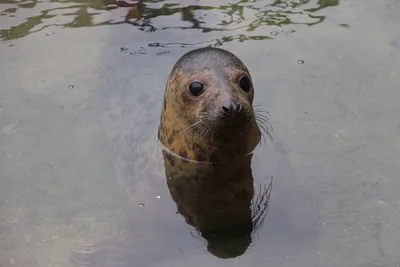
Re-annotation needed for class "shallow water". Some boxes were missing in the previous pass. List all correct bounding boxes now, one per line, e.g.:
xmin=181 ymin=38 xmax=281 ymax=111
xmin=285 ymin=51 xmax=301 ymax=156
xmin=1 ymin=0 xmax=400 ymax=266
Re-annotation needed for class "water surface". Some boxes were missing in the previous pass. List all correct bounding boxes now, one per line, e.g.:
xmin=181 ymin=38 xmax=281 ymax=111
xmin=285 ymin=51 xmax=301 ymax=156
xmin=1 ymin=0 xmax=400 ymax=266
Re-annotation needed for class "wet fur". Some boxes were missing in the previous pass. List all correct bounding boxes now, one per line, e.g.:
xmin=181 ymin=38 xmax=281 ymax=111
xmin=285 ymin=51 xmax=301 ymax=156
xmin=158 ymin=47 xmax=270 ymax=163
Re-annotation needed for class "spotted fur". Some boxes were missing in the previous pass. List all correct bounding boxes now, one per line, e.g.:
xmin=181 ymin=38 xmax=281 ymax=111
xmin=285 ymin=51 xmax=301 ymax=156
xmin=158 ymin=47 xmax=261 ymax=163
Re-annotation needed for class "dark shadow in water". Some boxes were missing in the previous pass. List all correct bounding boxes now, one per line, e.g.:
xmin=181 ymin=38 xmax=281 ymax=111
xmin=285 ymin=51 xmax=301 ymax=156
xmin=162 ymin=149 xmax=272 ymax=259
xmin=71 ymin=149 xmax=272 ymax=266
xmin=1 ymin=0 xmax=339 ymax=45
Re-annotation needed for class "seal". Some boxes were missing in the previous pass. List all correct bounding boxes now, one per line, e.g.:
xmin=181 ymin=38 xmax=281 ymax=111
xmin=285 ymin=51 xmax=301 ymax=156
xmin=156 ymin=47 xmax=273 ymax=258
xmin=157 ymin=47 xmax=264 ymax=163
xmin=71 ymin=47 xmax=276 ymax=267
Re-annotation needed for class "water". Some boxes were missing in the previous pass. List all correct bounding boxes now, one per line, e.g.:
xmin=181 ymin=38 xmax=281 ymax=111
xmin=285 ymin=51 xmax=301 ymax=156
xmin=1 ymin=0 xmax=400 ymax=266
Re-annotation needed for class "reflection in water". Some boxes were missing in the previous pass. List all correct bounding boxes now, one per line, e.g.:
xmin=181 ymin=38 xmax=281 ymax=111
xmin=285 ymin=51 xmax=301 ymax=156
xmin=0 ymin=0 xmax=339 ymax=44
xmin=162 ymin=150 xmax=272 ymax=259
xmin=71 ymin=148 xmax=272 ymax=266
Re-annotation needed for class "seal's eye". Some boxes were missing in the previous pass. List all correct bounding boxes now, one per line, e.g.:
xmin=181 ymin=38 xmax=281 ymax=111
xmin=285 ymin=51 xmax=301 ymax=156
xmin=188 ymin=82 xmax=204 ymax=96
xmin=239 ymin=76 xmax=252 ymax=92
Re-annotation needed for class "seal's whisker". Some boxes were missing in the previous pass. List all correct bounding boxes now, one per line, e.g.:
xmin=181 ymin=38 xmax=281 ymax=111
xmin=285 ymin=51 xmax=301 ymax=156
xmin=254 ymin=117 xmax=270 ymax=133
xmin=253 ymin=113 xmax=269 ymax=122
xmin=198 ymin=123 xmax=212 ymax=142
xmin=250 ymin=120 xmax=266 ymax=145
xmin=254 ymin=114 xmax=271 ymax=126
xmin=254 ymin=116 xmax=272 ymax=141
xmin=244 ymin=111 xmax=267 ymax=145
xmin=255 ymin=116 xmax=272 ymax=131
xmin=252 ymin=107 xmax=271 ymax=120
xmin=254 ymin=115 xmax=270 ymax=130
xmin=198 ymin=124 xmax=207 ymax=137
xmin=253 ymin=110 xmax=270 ymax=114
xmin=254 ymin=118 xmax=271 ymax=142
xmin=251 ymin=178 xmax=273 ymax=233
xmin=253 ymin=105 xmax=270 ymax=114
xmin=210 ymin=122 xmax=216 ymax=142
xmin=176 ymin=119 xmax=203 ymax=136
xmin=253 ymin=110 xmax=273 ymax=133
xmin=253 ymin=108 xmax=270 ymax=114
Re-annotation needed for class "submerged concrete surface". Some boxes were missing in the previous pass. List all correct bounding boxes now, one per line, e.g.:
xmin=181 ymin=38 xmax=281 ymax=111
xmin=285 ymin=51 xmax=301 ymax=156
xmin=0 ymin=25 xmax=124 ymax=266
xmin=0 ymin=0 xmax=400 ymax=266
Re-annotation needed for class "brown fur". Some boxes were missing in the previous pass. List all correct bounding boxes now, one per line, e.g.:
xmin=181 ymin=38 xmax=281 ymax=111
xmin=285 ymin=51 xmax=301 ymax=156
xmin=158 ymin=47 xmax=261 ymax=163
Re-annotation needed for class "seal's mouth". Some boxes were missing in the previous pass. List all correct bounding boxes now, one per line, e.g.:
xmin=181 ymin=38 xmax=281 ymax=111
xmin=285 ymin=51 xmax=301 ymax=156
xmin=216 ymin=115 xmax=249 ymax=130
xmin=187 ymin=100 xmax=270 ymax=145
xmin=198 ymin=113 xmax=255 ymax=142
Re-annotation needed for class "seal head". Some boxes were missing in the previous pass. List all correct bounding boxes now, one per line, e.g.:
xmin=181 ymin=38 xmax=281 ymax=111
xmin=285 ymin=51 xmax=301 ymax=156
xmin=158 ymin=47 xmax=261 ymax=163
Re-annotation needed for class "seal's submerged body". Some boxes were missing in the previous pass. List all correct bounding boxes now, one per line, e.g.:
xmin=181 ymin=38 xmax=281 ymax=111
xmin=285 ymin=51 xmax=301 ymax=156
xmin=71 ymin=47 xmax=312 ymax=267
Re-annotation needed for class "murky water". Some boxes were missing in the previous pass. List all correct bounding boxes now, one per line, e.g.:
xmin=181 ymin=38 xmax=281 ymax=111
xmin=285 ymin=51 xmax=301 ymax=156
xmin=1 ymin=0 xmax=400 ymax=266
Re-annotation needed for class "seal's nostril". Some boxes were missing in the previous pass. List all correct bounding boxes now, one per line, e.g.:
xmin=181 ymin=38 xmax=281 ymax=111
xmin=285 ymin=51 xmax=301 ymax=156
xmin=222 ymin=105 xmax=230 ymax=114
xmin=221 ymin=99 xmax=241 ymax=116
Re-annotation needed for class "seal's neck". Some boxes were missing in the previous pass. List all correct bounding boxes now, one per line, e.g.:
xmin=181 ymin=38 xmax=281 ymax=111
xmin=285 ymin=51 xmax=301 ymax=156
xmin=157 ymin=121 xmax=261 ymax=163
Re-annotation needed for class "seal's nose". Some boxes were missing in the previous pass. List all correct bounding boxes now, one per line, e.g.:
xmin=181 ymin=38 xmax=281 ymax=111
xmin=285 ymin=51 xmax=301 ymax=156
xmin=221 ymin=99 xmax=242 ymax=116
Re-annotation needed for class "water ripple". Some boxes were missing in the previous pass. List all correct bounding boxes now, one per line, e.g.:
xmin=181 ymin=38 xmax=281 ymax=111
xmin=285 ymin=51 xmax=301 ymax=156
xmin=0 ymin=0 xmax=339 ymax=44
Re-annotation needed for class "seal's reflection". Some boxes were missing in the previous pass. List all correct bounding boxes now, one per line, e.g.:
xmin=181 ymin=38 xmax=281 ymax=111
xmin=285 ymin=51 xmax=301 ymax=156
xmin=162 ymin=149 xmax=272 ymax=259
